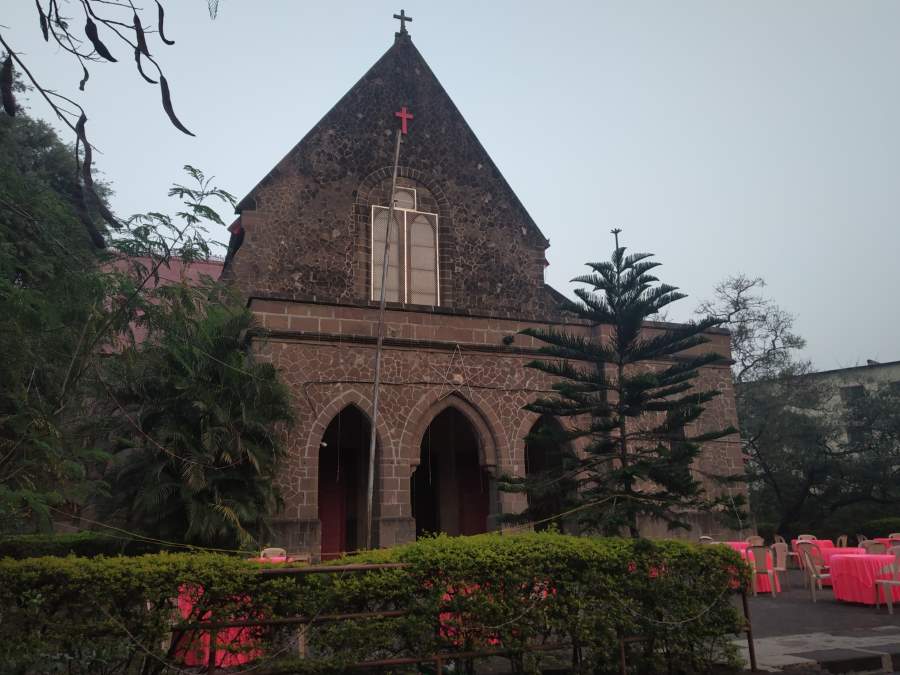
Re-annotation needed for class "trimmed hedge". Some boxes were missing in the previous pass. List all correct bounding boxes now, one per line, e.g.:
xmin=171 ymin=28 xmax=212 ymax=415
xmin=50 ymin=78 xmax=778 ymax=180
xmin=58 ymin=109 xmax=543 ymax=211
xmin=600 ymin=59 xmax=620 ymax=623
xmin=0 ymin=532 xmax=748 ymax=674
xmin=0 ymin=531 xmax=166 ymax=559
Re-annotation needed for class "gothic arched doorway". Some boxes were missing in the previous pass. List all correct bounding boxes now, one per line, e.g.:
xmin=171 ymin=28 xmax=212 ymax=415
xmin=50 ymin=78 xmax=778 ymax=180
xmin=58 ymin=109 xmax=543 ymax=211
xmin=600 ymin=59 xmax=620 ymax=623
xmin=412 ymin=407 xmax=490 ymax=538
xmin=525 ymin=415 xmax=572 ymax=532
xmin=318 ymin=406 xmax=372 ymax=559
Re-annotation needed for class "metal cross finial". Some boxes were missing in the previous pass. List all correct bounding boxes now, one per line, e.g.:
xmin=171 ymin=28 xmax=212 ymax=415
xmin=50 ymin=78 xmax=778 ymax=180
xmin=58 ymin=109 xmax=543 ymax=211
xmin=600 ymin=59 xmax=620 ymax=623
xmin=393 ymin=9 xmax=412 ymax=34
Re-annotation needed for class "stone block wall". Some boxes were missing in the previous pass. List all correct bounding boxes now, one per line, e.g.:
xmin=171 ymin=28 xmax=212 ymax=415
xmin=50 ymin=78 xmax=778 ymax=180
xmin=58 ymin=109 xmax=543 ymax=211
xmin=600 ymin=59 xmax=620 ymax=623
xmin=251 ymin=299 xmax=745 ymax=557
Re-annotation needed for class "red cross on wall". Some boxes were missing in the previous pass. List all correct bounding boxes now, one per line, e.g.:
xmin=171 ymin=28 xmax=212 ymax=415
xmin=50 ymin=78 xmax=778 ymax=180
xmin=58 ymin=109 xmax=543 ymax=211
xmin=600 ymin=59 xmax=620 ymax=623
xmin=395 ymin=106 xmax=413 ymax=134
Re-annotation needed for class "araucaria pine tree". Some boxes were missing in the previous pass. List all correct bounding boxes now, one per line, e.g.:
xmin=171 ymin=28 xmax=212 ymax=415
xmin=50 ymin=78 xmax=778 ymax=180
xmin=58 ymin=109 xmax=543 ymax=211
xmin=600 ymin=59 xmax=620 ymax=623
xmin=518 ymin=231 xmax=741 ymax=537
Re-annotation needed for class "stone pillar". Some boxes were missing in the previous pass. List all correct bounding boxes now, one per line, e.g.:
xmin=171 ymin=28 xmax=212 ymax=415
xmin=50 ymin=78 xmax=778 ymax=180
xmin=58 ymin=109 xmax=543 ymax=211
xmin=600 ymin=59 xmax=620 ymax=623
xmin=376 ymin=516 xmax=416 ymax=547
xmin=377 ymin=458 xmax=416 ymax=548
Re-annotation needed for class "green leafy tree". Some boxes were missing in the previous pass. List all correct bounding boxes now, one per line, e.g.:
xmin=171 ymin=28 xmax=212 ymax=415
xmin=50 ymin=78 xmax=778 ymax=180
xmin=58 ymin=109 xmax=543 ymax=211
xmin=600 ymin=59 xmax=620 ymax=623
xmin=842 ymin=384 xmax=900 ymax=502
xmin=741 ymin=371 xmax=900 ymax=534
xmin=0 ymin=98 xmax=244 ymax=532
xmin=701 ymin=275 xmax=900 ymax=535
xmin=508 ymin=231 xmax=742 ymax=537
xmin=0 ymin=107 xmax=112 ymax=530
xmin=93 ymin=282 xmax=293 ymax=549
xmin=737 ymin=365 xmax=841 ymax=533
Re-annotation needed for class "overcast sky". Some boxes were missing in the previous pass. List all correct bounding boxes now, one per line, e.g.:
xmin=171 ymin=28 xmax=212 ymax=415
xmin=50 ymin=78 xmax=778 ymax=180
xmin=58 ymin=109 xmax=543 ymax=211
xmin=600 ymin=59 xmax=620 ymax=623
xmin=6 ymin=1 xmax=899 ymax=370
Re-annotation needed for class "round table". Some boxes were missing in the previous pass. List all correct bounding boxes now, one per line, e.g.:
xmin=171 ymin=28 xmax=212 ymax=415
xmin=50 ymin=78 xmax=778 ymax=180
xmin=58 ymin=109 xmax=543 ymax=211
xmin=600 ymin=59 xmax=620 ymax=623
xmin=830 ymin=553 xmax=900 ymax=605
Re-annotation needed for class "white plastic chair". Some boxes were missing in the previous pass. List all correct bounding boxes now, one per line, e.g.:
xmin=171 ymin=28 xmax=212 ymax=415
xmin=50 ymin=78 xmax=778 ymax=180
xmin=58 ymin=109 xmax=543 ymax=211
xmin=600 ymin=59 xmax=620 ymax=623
xmin=771 ymin=542 xmax=790 ymax=588
xmin=800 ymin=546 xmax=831 ymax=602
xmin=797 ymin=534 xmax=816 ymax=541
xmin=862 ymin=540 xmax=887 ymax=554
xmin=836 ymin=534 xmax=848 ymax=548
xmin=875 ymin=549 xmax=900 ymax=614
xmin=746 ymin=535 xmax=764 ymax=546
xmin=748 ymin=545 xmax=777 ymax=598
xmin=779 ymin=534 xmax=801 ymax=568
xmin=796 ymin=541 xmax=814 ymax=586
xmin=699 ymin=535 xmax=714 ymax=545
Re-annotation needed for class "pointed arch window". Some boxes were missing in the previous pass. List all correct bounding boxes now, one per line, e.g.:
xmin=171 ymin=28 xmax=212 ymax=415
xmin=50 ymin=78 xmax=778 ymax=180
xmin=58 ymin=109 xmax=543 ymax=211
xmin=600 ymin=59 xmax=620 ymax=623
xmin=371 ymin=188 xmax=439 ymax=305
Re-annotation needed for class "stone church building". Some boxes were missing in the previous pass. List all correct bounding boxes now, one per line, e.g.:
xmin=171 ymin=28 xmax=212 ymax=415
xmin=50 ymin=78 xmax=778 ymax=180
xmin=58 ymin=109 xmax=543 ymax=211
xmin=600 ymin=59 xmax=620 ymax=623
xmin=221 ymin=21 xmax=744 ymax=559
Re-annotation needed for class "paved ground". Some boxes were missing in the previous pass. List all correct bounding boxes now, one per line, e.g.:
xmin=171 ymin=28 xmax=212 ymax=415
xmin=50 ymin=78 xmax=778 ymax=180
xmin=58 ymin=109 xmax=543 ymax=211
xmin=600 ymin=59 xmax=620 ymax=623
xmin=738 ymin=570 xmax=900 ymax=672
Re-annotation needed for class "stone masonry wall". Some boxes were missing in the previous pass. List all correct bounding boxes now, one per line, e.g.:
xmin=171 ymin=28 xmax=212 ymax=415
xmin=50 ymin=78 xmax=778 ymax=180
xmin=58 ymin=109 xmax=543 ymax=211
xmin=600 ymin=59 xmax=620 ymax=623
xmin=251 ymin=299 xmax=744 ymax=557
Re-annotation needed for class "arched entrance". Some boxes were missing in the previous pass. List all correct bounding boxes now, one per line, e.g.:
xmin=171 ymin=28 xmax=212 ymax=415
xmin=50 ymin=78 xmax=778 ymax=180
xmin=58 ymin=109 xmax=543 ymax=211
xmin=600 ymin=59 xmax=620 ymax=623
xmin=412 ymin=407 xmax=490 ymax=538
xmin=318 ymin=406 xmax=372 ymax=559
xmin=524 ymin=415 xmax=571 ymax=532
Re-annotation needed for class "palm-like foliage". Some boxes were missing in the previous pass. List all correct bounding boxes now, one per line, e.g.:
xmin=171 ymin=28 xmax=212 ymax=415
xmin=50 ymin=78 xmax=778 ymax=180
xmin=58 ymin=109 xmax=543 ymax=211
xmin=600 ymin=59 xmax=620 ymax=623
xmin=94 ymin=282 xmax=293 ymax=548
xmin=513 ymin=233 xmax=742 ymax=537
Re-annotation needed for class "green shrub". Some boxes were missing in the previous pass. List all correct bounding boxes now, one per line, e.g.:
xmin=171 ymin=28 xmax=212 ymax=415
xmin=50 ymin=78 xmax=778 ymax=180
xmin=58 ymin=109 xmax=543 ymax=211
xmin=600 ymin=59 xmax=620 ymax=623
xmin=0 ymin=533 xmax=747 ymax=674
xmin=861 ymin=517 xmax=900 ymax=538
xmin=0 ymin=531 xmax=166 ymax=558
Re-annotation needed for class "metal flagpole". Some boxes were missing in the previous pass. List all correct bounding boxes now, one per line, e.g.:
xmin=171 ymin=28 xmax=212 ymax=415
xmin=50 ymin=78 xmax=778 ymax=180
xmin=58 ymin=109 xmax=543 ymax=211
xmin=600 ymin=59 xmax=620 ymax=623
xmin=365 ymin=127 xmax=403 ymax=550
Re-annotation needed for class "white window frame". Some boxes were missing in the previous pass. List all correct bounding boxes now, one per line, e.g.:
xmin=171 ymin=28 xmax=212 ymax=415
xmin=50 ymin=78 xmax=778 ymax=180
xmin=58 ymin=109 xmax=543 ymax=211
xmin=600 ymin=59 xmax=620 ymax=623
xmin=370 ymin=196 xmax=440 ymax=306
xmin=393 ymin=187 xmax=417 ymax=209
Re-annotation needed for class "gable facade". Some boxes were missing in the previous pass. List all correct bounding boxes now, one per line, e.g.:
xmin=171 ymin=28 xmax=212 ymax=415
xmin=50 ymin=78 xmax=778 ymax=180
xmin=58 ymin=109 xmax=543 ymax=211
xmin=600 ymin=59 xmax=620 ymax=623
xmin=223 ymin=32 xmax=555 ymax=319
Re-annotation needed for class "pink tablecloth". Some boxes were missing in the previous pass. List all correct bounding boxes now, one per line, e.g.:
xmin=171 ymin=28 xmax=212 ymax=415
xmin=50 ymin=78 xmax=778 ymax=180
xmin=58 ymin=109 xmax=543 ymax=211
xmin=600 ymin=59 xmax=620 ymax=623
xmin=831 ymin=554 xmax=900 ymax=605
xmin=811 ymin=548 xmax=865 ymax=586
xmin=822 ymin=547 xmax=865 ymax=564
xmin=873 ymin=538 xmax=900 ymax=548
xmin=174 ymin=558 xmax=299 ymax=667
xmin=175 ymin=585 xmax=261 ymax=667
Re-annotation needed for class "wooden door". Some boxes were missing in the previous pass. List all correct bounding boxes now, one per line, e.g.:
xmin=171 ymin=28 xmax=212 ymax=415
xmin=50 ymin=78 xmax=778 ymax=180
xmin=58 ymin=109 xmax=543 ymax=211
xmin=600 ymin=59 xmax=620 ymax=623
xmin=318 ymin=449 xmax=345 ymax=560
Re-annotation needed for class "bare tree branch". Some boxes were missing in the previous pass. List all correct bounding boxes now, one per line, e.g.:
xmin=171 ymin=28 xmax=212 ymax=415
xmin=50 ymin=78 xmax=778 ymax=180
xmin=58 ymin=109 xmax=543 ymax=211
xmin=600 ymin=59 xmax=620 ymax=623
xmin=2 ymin=0 xmax=205 ymax=246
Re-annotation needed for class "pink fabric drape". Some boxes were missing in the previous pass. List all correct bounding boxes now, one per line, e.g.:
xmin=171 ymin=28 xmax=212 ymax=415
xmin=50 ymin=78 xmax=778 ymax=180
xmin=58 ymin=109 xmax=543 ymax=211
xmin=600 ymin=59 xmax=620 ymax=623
xmin=175 ymin=585 xmax=261 ymax=667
